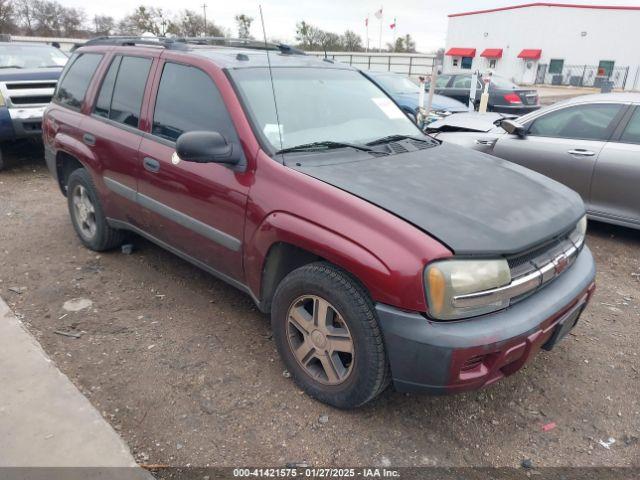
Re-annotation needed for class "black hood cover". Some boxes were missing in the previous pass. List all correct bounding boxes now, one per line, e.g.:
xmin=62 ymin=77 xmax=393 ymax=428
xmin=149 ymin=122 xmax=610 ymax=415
xmin=290 ymin=142 xmax=585 ymax=256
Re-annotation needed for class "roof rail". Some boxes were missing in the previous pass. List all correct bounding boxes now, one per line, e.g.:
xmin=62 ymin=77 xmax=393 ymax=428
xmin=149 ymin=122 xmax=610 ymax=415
xmin=76 ymin=36 xmax=305 ymax=55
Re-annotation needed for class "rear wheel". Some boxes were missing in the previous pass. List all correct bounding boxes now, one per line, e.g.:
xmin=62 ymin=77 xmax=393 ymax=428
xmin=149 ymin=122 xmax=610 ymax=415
xmin=67 ymin=168 xmax=124 ymax=251
xmin=271 ymin=262 xmax=390 ymax=408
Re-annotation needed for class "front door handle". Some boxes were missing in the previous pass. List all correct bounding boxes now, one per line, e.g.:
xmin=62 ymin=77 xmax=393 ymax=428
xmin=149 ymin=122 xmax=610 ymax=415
xmin=82 ymin=133 xmax=95 ymax=146
xmin=567 ymin=149 xmax=595 ymax=157
xmin=143 ymin=157 xmax=160 ymax=173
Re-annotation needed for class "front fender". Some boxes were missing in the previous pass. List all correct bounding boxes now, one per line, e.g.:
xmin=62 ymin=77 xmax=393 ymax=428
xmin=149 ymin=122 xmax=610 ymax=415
xmin=245 ymin=211 xmax=428 ymax=311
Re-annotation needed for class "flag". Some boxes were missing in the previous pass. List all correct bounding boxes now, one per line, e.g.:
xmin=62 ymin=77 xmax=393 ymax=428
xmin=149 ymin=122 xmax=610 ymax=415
xmin=374 ymin=7 xmax=383 ymax=19
xmin=390 ymin=17 xmax=396 ymax=29
xmin=365 ymin=17 xmax=368 ymax=27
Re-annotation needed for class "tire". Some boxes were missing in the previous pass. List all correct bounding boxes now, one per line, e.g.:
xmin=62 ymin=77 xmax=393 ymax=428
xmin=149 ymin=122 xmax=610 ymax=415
xmin=271 ymin=262 xmax=390 ymax=408
xmin=0 ymin=148 xmax=4 ymax=171
xmin=67 ymin=168 xmax=124 ymax=251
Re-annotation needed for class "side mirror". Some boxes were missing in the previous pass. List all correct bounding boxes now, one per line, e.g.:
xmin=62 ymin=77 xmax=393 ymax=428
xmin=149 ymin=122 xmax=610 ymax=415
xmin=176 ymin=131 xmax=241 ymax=165
xmin=501 ymin=119 xmax=527 ymax=137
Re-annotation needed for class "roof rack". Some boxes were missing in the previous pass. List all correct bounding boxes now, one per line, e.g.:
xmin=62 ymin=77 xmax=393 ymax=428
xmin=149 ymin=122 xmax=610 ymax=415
xmin=76 ymin=36 xmax=305 ymax=55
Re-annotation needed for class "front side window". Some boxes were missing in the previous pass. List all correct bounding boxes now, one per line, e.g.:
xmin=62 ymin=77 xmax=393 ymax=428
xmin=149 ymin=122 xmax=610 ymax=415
xmin=152 ymin=63 xmax=236 ymax=143
xmin=528 ymin=103 xmax=622 ymax=141
xmin=107 ymin=56 xmax=152 ymax=128
xmin=0 ymin=44 xmax=68 ymax=69
xmin=619 ymin=108 xmax=640 ymax=145
xmin=54 ymin=53 xmax=103 ymax=109
xmin=230 ymin=67 xmax=420 ymax=151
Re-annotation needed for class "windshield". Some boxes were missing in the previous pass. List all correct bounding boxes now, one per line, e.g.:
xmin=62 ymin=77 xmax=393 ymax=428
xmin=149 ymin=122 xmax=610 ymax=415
xmin=0 ymin=44 xmax=68 ymax=69
xmin=230 ymin=67 xmax=420 ymax=151
xmin=374 ymin=74 xmax=420 ymax=95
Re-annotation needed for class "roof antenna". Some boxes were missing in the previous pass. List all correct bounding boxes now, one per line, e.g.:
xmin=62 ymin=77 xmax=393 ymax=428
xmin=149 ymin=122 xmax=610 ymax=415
xmin=259 ymin=5 xmax=284 ymax=160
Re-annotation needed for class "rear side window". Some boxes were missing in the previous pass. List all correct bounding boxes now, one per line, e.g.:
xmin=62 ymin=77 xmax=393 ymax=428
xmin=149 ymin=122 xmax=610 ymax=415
xmin=54 ymin=53 xmax=103 ymax=109
xmin=152 ymin=62 xmax=236 ymax=143
xmin=107 ymin=56 xmax=152 ymax=128
xmin=619 ymin=108 xmax=640 ymax=145
xmin=94 ymin=56 xmax=121 ymax=119
xmin=528 ymin=104 xmax=622 ymax=141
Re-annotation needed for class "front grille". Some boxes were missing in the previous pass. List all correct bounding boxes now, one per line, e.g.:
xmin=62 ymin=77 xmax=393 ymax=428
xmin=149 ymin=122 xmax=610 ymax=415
xmin=3 ymin=80 xmax=57 ymax=107
xmin=6 ymin=82 xmax=57 ymax=90
xmin=10 ymin=95 xmax=52 ymax=105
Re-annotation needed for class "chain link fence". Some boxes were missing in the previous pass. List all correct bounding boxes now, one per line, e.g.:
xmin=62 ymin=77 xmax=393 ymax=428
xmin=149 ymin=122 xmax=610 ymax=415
xmin=305 ymin=52 xmax=437 ymax=77
xmin=535 ymin=64 xmax=630 ymax=89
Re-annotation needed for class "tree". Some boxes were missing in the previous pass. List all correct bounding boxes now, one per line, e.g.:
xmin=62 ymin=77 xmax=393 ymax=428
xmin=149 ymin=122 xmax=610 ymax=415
xmin=341 ymin=30 xmax=363 ymax=52
xmin=171 ymin=9 xmax=223 ymax=37
xmin=319 ymin=31 xmax=341 ymax=51
xmin=60 ymin=7 xmax=85 ymax=37
xmin=295 ymin=20 xmax=323 ymax=50
xmin=93 ymin=15 xmax=114 ymax=36
xmin=0 ymin=0 xmax=17 ymax=33
xmin=234 ymin=13 xmax=253 ymax=39
xmin=14 ymin=0 xmax=36 ymax=34
xmin=118 ymin=6 xmax=168 ymax=36
xmin=403 ymin=34 xmax=416 ymax=53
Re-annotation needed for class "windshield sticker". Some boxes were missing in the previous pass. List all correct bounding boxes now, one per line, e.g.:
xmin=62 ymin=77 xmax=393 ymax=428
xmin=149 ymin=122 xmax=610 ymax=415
xmin=371 ymin=97 xmax=405 ymax=120
xmin=264 ymin=123 xmax=284 ymax=146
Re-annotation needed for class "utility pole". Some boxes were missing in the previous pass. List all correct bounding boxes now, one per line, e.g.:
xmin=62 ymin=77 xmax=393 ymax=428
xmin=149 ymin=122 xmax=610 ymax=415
xmin=202 ymin=3 xmax=207 ymax=35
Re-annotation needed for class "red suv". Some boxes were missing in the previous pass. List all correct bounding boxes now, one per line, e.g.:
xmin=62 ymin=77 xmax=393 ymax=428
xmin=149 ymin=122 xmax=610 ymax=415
xmin=44 ymin=37 xmax=596 ymax=408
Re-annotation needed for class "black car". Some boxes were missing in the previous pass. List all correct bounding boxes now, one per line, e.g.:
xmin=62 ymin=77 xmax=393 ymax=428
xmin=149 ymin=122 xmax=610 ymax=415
xmin=429 ymin=73 xmax=540 ymax=115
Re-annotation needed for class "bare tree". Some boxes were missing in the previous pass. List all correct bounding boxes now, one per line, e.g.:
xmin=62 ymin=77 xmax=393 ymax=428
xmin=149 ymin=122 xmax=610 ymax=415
xmin=14 ymin=0 xmax=35 ymax=34
xmin=0 ymin=0 xmax=17 ymax=33
xmin=295 ymin=21 xmax=324 ymax=50
xmin=118 ymin=5 xmax=168 ymax=36
xmin=93 ymin=15 xmax=114 ymax=36
xmin=171 ymin=9 xmax=223 ymax=37
xmin=234 ymin=13 xmax=253 ymax=39
xmin=341 ymin=30 xmax=363 ymax=52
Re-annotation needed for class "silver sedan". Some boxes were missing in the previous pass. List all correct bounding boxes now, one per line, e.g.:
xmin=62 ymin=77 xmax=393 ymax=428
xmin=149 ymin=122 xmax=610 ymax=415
xmin=428 ymin=93 xmax=640 ymax=230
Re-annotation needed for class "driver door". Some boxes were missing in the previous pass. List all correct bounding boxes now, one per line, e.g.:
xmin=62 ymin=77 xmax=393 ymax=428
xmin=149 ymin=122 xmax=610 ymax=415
xmin=136 ymin=60 xmax=250 ymax=281
xmin=492 ymin=103 xmax=626 ymax=202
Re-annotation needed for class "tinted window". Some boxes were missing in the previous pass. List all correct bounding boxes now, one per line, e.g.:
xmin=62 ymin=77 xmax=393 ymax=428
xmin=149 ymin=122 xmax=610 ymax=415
xmin=109 ymin=56 xmax=152 ymax=128
xmin=94 ymin=57 xmax=121 ymax=118
xmin=620 ymin=108 xmax=640 ymax=144
xmin=549 ymin=59 xmax=564 ymax=75
xmin=529 ymin=104 xmax=622 ymax=141
xmin=460 ymin=57 xmax=473 ymax=69
xmin=54 ymin=53 xmax=103 ymax=109
xmin=152 ymin=63 xmax=235 ymax=142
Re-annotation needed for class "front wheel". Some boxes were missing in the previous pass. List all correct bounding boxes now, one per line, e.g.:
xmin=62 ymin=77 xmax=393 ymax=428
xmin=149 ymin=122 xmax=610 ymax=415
xmin=271 ymin=262 xmax=390 ymax=408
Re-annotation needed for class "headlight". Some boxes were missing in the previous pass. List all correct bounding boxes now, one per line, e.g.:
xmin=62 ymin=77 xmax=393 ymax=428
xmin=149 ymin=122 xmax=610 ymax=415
xmin=425 ymin=259 xmax=511 ymax=320
xmin=569 ymin=215 xmax=587 ymax=248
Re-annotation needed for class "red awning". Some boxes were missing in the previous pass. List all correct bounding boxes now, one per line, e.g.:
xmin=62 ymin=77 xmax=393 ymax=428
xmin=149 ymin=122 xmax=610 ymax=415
xmin=445 ymin=47 xmax=476 ymax=57
xmin=518 ymin=49 xmax=542 ymax=60
xmin=480 ymin=48 xmax=503 ymax=59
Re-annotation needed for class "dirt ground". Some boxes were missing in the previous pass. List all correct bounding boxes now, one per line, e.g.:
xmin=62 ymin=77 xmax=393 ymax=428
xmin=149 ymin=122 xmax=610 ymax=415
xmin=1 ymin=151 xmax=639 ymax=469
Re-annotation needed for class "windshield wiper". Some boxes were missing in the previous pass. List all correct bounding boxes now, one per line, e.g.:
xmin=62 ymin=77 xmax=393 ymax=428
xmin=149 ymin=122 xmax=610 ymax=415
xmin=366 ymin=134 xmax=435 ymax=146
xmin=276 ymin=141 xmax=375 ymax=154
xmin=0 ymin=65 xmax=23 ymax=69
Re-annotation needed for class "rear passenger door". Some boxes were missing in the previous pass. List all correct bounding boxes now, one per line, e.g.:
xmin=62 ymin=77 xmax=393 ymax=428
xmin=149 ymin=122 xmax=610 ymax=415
xmin=589 ymin=105 xmax=640 ymax=225
xmin=137 ymin=60 xmax=249 ymax=281
xmin=82 ymin=54 xmax=154 ymax=227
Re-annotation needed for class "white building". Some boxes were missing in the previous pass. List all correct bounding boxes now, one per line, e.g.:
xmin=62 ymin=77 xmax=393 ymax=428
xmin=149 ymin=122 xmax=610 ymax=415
xmin=444 ymin=3 xmax=640 ymax=90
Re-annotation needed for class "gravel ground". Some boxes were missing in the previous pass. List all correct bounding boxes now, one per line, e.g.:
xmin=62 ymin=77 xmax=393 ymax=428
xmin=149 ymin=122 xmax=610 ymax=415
xmin=1 ymin=152 xmax=639 ymax=469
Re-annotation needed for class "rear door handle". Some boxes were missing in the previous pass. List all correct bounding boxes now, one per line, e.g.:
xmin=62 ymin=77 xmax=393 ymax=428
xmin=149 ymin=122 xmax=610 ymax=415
xmin=82 ymin=133 xmax=95 ymax=146
xmin=143 ymin=157 xmax=160 ymax=173
xmin=567 ymin=149 xmax=595 ymax=157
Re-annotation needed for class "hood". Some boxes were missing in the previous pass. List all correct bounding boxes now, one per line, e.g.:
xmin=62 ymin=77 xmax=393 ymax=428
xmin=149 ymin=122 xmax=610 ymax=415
xmin=0 ymin=68 xmax=63 ymax=82
xmin=427 ymin=112 xmax=511 ymax=133
xmin=289 ymin=142 xmax=584 ymax=256
xmin=394 ymin=93 xmax=468 ymax=113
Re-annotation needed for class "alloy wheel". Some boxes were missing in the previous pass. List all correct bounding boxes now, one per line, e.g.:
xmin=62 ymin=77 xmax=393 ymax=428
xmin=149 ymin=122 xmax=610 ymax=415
xmin=286 ymin=295 xmax=355 ymax=385
xmin=71 ymin=184 xmax=97 ymax=240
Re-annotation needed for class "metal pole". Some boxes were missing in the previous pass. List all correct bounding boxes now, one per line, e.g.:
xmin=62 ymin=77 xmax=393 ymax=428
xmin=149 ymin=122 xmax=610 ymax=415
xmin=425 ymin=63 xmax=437 ymax=118
xmin=202 ymin=3 xmax=207 ymax=34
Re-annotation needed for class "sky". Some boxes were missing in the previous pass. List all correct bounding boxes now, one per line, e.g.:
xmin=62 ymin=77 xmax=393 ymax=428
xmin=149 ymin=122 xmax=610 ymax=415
xmin=64 ymin=0 xmax=640 ymax=52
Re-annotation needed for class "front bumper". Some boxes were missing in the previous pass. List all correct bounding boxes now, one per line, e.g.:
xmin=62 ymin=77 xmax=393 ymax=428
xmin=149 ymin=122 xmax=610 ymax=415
xmin=0 ymin=105 xmax=45 ymax=141
xmin=376 ymin=246 xmax=596 ymax=394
